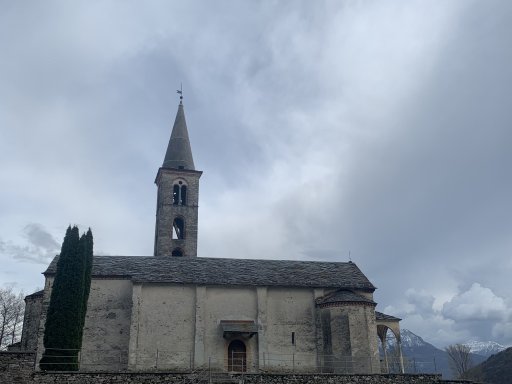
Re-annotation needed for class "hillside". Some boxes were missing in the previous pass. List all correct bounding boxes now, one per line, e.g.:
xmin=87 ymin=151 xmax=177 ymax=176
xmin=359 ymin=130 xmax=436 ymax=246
xmin=465 ymin=347 xmax=512 ymax=384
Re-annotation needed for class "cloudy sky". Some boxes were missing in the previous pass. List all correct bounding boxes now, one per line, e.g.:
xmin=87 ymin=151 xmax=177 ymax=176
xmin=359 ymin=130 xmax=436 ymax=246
xmin=1 ymin=1 xmax=511 ymax=349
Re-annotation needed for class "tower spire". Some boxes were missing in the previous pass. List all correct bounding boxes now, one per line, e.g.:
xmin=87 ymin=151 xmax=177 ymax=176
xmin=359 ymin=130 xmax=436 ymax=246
xmin=154 ymin=91 xmax=202 ymax=257
xmin=162 ymin=93 xmax=195 ymax=170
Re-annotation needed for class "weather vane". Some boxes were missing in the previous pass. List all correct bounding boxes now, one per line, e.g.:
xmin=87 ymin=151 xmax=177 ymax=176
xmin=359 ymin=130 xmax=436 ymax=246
xmin=177 ymin=83 xmax=183 ymax=104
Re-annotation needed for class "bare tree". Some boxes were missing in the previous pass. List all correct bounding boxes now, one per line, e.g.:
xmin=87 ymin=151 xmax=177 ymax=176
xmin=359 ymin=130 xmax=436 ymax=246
xmin=445 ymin=343 xmax=473 ymax=378
xmin=0 ymin=287 xmax=25 ymax=350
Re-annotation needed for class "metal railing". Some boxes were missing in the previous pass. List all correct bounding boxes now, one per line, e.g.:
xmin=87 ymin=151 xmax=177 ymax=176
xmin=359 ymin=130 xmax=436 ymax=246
xmin=38 ymin=348 xmax=440 ymax=375
xmin=382 ymin=356 xmax=438 ymax=374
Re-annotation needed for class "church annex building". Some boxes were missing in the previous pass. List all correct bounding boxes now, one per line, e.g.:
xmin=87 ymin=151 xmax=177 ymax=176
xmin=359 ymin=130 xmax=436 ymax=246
xmin=20 ymin=100 xmax=403 ymax=374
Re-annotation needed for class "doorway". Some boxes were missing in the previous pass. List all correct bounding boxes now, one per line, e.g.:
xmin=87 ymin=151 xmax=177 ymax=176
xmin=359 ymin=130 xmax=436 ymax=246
xmin=227 ymin=340 xmax=246 ymax=372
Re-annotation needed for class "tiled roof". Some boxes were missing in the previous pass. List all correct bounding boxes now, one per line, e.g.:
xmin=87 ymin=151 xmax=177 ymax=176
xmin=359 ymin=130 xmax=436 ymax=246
xmin=315 ymin=289 xmax=376 ymax=306
xmin=44 ymin=256 xmax=375 ymax=290
xmin=375 ymin=311 xmax=401 ymax=321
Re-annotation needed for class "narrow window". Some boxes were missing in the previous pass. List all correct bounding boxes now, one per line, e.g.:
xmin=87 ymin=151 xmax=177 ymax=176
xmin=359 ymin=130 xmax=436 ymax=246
xmin=173 ymin=185 xmax=180 ymax=205
xmin=181 ymin=185 xmax=187 ymax=206
xmin=172 ymin=248 xmax=183 ymax=257
xmin=292 ymin=332 xmax=295 ymax=345
xmin=172 ymin=218 xmax=185 ymax=239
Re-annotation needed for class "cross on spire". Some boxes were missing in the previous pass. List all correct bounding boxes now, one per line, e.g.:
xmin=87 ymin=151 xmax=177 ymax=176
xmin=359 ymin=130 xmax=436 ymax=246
xmin=177 ymin=83 xmax=183 ymax=104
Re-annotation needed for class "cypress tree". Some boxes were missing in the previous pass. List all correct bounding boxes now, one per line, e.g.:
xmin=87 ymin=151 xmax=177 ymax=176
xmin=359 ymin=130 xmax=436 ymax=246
xmin=40 ymin=226 xmax=93 ymax=371
xmin=78 ymin=229 xmax=93 ymax=347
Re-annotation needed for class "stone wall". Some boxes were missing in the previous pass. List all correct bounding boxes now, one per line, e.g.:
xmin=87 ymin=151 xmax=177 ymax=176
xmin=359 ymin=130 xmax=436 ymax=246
xmin=155 ymin=168 xmax=201 ymax=257
xmin=232 ymin=373 xmax=476 ymax=384
xmin=6 ymin=370 xmax=479 ymax=384
xmin=0 ymin=354 xmax=480 ymax=384
xmin=21 ymin=292 xmax=43 ymax=351
xmin=33 ymin=372 xmax=190 ymax=384
xmin=34 ymin=278 xmax=52 ymax=368
xmin=0 ymin=351 xmax=35 ymax=383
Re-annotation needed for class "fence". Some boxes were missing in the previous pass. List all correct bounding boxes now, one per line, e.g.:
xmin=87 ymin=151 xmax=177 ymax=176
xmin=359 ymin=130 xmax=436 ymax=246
xmin=387 ymin=356 xmax=439 ymax=374
xmin=39 ymin=348 xmax=440 ymax=375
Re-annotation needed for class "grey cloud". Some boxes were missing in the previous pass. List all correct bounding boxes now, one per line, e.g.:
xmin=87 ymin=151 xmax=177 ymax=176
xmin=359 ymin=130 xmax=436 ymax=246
xmin=1 ymin=0 xmax=512 ymax=348
xmin=405 ymin=289 xmax=436 ymax=314
xmin=23 ymin=223 xmax=60 ymax=252
xmin=4 ymin=224 xmax=60 ymax=264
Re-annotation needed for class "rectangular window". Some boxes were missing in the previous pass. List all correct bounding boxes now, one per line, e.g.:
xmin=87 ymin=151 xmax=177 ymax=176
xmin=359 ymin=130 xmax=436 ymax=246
xmin=292 ymin=332 xmax=295 ymax=345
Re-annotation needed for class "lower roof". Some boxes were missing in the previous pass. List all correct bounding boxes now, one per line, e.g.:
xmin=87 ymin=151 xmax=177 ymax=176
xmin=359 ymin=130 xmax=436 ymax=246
xmin=376 ymin=311 xmax=401 ymax=322
xmin=315 ymin=289 xmax=376 ymax=306
xmin=44 ymin=256 xmax=376 ymax=290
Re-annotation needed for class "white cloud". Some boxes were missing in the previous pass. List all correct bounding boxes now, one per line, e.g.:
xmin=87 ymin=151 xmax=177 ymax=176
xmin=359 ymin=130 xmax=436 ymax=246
xmin=383 ymin=283 xmax=512 ymax=348
xmin=443 ymin=283 xmax=508 ymax=322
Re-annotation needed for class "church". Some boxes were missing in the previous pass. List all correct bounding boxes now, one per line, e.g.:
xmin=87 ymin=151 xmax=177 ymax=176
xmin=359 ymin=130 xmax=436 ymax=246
xmin=21 ymin=99 xmax=403 ymax=374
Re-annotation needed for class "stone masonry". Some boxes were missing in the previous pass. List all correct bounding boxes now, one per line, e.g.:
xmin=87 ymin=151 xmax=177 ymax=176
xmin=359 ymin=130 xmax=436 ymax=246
xmin=154 ymin=167 xmax=201 ymax=257
xmin=20 ymin=291 xmax=43 ymax=352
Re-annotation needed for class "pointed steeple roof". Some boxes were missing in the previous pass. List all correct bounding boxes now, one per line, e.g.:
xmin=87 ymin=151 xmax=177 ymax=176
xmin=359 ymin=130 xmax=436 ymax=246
xmin=162 ymin=102 xmax=195 ymax=170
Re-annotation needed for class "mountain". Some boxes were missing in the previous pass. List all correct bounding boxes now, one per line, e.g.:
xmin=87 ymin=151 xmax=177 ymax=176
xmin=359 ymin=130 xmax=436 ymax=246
xmin=385 ymin=329 xmax=453 ymax=378
xmin=465 ymin=347 xmax=512 ymax=384
xmin=464 ymin=340 xmax=507 ymax=357
xmin=384 ymin=329 xmax=487 ymax=379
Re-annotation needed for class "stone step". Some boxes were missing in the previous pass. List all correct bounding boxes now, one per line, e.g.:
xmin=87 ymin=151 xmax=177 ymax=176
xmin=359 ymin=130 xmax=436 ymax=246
xmin=210 ymin=372 xmax=242 ymax=384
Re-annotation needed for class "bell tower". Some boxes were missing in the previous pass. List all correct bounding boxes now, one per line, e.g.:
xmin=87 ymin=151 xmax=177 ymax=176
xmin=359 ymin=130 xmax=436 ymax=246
xmin=154 ymin=97 xmax=202 ymax=257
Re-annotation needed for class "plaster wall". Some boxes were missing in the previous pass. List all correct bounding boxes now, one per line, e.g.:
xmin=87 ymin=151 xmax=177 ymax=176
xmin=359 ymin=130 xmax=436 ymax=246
xmin=132 ymin=284 xmax=196 ymax=371
xmin=79 ymin=279 xmax=133 ymax=371
xmin=32 ymin=277 xmax=382 ymax=375
xmin=203 ymin=286 xmax=258 ymax=371
xmin=264 ymin=288 xmax=317 ymax=372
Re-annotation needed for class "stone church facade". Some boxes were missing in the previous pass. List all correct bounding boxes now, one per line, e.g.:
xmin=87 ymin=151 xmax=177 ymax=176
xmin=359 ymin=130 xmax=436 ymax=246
xmin=21 ymin=100 xmax=403 ymax=374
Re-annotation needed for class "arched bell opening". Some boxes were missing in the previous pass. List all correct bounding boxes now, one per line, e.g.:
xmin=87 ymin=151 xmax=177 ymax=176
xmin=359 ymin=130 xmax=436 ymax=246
xmin=172 ymin=181 xmax=188 ymax=206
xmin=172 ymin=217 xmax=185 ymax=239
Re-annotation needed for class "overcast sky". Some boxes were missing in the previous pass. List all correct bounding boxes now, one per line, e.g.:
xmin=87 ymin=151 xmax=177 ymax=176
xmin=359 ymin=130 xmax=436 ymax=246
xmin=1 ymin=1 xmax=511 ymax=349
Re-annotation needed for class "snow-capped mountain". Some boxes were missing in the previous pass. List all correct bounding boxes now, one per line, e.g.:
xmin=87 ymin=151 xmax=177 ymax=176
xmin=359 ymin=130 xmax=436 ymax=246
xmin=382 ymin=329 xmax=488 ymax=379
xmin=464 ymin=340 xmax=507 ymax=357
xmin=386 ymin=328 xmax=430 ymax=348
xmin=394 ymin=329 xmax=427 ymax=347
xmin=386 ymin=329 xmax=506 ymax=358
